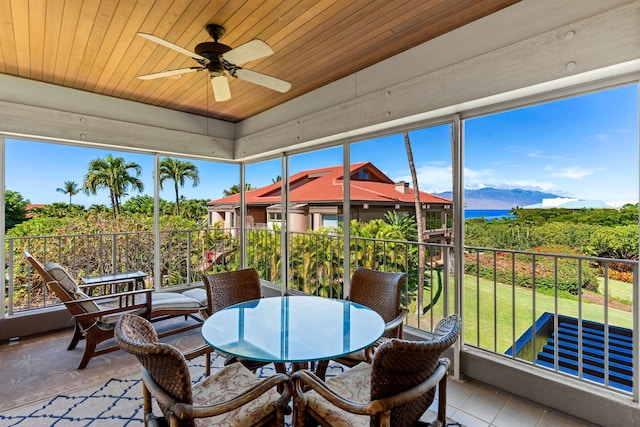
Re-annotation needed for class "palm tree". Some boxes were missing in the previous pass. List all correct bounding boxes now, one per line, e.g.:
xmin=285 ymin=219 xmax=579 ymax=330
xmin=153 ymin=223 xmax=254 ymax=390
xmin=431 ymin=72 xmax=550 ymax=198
xmin=404 ymin=131 xmax=427 ymax=315
xmin=56 ymin=181 xmax=80 ymax=206
xmin=158 ymin=158 xmax=200 ymax=215
xmin=223 ymin=183 xmax=254 ymax=196
xmin=83 ymin=155 xmax=144 ymax=217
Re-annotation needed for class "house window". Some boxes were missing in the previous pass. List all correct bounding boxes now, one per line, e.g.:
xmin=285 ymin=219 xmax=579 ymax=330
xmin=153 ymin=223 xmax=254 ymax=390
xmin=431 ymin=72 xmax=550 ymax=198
xmin=267 ymin=212 xmax=282 ymax=229
xmin=268 ymin=212 xmax=282 ymax=222
xmin=358 ymin=170 xmax=369 ymax=180
xmin=322 ymin=214 xmax=343 ymax=227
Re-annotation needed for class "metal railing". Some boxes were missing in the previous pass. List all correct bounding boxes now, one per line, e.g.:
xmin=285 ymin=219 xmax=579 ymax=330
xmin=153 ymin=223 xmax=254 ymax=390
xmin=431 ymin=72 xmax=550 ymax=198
xmin=4 ymin=228 xmax=240 ymax=313
xmin=3 ymin=228 xmax=637 ymax=398
xmin=463 ymin=246 xmax=638 ymax=399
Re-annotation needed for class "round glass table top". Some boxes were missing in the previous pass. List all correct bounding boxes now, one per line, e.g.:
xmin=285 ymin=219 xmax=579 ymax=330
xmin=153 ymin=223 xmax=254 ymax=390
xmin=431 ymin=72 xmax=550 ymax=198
xmin=201 ymin=295 xmax=385 ymax=363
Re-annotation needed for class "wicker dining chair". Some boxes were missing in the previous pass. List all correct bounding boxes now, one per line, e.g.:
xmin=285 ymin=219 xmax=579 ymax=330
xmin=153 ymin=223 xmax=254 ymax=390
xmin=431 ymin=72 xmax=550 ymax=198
xmin=115 ymin=313 xmax=292 ymax=427
xmin=333 ymin=267 xmax=409 ymax=367
xmin=293 ymin=314 xmax=461 ymax=427
xmin=201 ymin=268 xmax=285 ymax=373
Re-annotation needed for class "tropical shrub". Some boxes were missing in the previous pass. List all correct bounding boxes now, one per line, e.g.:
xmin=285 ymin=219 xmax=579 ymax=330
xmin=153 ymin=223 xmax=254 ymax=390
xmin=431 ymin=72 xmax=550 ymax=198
xmin=464 ymin=244 xmax=599 ymax=294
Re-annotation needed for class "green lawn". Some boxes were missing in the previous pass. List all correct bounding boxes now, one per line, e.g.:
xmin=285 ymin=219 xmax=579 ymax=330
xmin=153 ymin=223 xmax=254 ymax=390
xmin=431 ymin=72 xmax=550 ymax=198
xmin=413 ymin=274 xmax=633 ymax=354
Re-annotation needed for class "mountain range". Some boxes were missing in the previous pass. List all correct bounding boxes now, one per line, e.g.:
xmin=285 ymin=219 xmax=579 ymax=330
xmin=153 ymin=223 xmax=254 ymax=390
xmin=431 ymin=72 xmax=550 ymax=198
xmin=434 ymin=188 xmax=561 ymax=209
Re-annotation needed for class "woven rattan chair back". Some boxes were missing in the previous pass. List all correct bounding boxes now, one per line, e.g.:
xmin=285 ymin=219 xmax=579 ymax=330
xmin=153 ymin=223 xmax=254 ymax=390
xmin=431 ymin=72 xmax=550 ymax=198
xmin=114 ymin=314 xmax=194 ymax=425
xmin=202 ymin=268 xmax=262 ymax=315
xmin=369 ymin=314 xmax=461 ymax=426
xmin=349 ymin=268 xmax=408 ymax=338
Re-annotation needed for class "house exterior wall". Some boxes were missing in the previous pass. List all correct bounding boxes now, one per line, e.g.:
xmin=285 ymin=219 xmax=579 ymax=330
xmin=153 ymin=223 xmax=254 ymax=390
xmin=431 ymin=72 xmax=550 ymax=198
xmin=290 ymin=212 xmax=310 ymax=233
xmin=210 ymin=211 xmax=224 ymax=226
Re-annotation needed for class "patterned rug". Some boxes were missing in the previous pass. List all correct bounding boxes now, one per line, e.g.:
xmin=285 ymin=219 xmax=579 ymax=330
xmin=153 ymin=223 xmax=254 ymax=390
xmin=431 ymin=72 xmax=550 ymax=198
xmin=0 ymin=354 xmax=460 ymax=426
xmin=0 ymin=355 xmax=330 ymax=426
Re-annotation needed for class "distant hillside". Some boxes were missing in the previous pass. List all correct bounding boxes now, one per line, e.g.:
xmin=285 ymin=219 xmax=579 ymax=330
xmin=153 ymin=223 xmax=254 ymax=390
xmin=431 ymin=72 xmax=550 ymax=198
xmin=435 ymin=188 xmax=561 ymax=209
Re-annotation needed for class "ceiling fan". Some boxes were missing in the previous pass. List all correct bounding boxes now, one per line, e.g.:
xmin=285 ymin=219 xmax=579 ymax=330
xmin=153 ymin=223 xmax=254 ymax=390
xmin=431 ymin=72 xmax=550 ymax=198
xmin=137 ymin=24 xmax=291 ymax=102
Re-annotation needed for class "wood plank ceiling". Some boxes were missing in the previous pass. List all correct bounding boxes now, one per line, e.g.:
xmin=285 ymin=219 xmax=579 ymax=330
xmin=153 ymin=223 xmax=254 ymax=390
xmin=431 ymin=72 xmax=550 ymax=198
xmin=0 ymin=0 xmax=519 ymax=123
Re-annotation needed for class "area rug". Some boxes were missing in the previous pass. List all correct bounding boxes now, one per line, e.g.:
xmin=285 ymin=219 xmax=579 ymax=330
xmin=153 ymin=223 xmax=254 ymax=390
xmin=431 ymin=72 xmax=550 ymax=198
xmin=0 ymin=355 xmax=329 ymax=426
xmin=0 ymin=354 xmax=461 ymax=426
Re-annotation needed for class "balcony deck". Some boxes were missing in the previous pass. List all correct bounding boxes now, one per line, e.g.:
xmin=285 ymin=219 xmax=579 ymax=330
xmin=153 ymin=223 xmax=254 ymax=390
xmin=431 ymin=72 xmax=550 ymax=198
xmin=0 ymin=319 xmax=598 ymax=427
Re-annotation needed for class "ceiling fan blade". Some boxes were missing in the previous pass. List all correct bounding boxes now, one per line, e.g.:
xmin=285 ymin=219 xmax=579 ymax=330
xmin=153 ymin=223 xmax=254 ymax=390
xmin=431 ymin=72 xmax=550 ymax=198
xmin=211 ymin=75 xmax=231 ymax=102
xmin=232 ymin=68 xmax=291 ymax=93
xmin=223 ymin=39 xmax=273 ymax=65
xmin=137 ymin=33 xmax=208 ymax=63
xmin=137 ymin=67 xmax=203 ymax=80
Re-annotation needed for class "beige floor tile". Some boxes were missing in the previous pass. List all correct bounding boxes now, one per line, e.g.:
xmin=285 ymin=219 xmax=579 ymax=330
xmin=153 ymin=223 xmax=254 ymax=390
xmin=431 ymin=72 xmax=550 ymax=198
xmin=492 ymin=396 xmax=545 ymax=427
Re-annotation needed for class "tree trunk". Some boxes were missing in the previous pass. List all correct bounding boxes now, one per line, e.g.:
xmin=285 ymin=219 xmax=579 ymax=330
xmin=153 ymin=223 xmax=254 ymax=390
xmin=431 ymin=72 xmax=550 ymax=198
xmin=404 ymin=132 xmax=426 ymax=315
xmin=109 ymin=189 xmax=117 ymax=218
xmin=174 ymin=182 xmax=180 ymax=215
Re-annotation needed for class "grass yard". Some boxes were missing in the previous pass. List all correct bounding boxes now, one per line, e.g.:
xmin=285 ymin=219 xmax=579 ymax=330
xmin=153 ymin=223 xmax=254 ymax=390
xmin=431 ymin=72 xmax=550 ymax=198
xmin=408 ymin=274 xmax=634 ymax=354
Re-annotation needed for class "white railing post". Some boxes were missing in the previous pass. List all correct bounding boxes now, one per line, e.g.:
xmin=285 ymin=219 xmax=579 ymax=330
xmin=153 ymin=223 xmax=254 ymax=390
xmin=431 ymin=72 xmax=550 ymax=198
xmin=186 ymin=232 xmax=192 ymax=285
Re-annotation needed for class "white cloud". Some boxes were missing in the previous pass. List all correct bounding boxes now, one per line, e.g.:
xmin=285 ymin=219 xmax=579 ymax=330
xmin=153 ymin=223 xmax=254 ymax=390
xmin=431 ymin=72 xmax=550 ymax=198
xmin=544 ymin=165 xmax=593 ymax=179
xmin=393 ymin=162 xmax=454 ymax=193
xmin=393 ymin=163 xmax=557 ymax=195
xmin=528 ymin=150 xmax=569 ymax=160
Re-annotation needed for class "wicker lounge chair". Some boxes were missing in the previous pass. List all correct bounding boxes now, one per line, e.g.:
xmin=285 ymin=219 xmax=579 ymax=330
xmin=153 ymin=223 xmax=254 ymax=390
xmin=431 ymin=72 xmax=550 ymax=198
xmin=115 ymin=313 xmax=292 ymax=427
xmin=292 ymin=314 xmax=461 ymax=427
xmin=24 ymin=251 xmax=208 ymax=369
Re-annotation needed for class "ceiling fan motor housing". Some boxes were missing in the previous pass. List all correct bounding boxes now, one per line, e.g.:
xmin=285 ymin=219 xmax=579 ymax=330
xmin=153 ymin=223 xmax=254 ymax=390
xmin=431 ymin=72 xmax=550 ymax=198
xmin=195 ymin=42 xmax=232 ymax=76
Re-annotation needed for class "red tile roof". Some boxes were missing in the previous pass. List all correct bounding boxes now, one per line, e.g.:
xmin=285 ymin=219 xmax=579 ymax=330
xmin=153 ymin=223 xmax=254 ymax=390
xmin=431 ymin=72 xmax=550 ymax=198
xmin=208 ymin=162 xmax=452 ymax=206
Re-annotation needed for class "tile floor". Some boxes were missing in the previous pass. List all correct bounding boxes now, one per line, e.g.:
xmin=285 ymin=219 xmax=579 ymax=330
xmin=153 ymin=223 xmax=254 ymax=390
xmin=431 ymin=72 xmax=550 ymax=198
xmin=1 ymin=319 xmax=601 ymax=426
xmin=437 ymin=376 xmax=600 ymax=427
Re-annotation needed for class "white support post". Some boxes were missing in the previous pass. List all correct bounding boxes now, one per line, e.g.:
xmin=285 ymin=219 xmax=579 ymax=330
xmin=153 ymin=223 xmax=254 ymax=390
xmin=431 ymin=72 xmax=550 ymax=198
xmin=343 ymin=143 xmax=351 ymax=298
xmin=280 ymin=154 xmax=289 ymax=295
xmin=240 ymin=163 xmax=246 ymax=268
xmin=153 ymin=154 xmax=161 ymax=291
xmin=453 ymin=114 xmax=464 ymax=381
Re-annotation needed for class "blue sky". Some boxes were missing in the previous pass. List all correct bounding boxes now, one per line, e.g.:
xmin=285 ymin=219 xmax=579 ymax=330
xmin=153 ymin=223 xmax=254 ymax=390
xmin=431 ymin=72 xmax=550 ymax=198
xmin=5 ymin=84 xmax=638 ymax=207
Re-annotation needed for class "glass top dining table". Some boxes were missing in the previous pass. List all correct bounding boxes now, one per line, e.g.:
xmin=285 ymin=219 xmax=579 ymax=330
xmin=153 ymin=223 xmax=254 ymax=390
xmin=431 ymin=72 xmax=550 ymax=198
xmin=201 ymin=295 xmax=385 ymax=364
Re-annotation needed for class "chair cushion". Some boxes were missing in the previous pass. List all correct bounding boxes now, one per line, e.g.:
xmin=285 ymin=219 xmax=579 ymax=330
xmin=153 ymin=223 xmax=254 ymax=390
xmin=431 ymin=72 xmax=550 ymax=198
xmin=44 ymin=262 xmax=79 ymax=293
xmin=180 ymin=287 xmax=208 ymax=306
xmin=98 ymin=291 xmax=202 ymax=324
xmin=151 ymin=291 xmax=204 ymax=311
xmin=339 ymin=348 xmax=367 ymax=363
xmin=45 ymin=263 xmax=100 ymax=313
xmin=304 ymin=362 xmax=371 ymax=427
xmin=97 ymin=300 xmax=146 ymax=324
xmin=191 ymin=362 xmax=280 ymax=427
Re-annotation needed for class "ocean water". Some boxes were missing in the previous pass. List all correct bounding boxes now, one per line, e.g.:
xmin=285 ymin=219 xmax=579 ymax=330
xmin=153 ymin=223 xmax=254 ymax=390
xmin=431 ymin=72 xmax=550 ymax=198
xmin=464 ymin=209 xmax=512 ymax=220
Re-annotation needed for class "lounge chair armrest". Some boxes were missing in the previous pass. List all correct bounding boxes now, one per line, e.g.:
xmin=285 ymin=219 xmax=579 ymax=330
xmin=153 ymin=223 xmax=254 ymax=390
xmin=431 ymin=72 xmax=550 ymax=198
xmin=62 ymin=287 xmax=153 ymax=304
xmin=64 ymin=288 xmax=153 ymax=320
xmin=78 ymin=279 xmax=141 ymax=294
